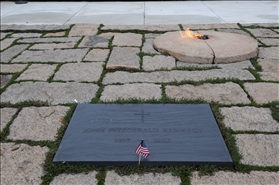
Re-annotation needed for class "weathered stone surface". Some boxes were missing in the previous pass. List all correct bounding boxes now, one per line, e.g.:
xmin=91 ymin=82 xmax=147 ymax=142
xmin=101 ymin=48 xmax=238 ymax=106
xmin=0 ymin=32 xmax=12 ymax=39
xmin=44 ymin=31 xmax=65 ymax=37
xmin=145 ymin=33 xmax=162 ymax=39
xmin=107 ymin=47 xmax=140 ymax=70
xmin=154 ymin=31 xmax=258 ymax=64
xmin=142 ymin=55 xmax=175 ymax=71
xmin=1 ymin=38 xmax=16 ymax=50
xmin=17 ymin=37 xmax=80 ymax=43
xmin=0 ymin=74 xmax=13 ymax=88
xmin=244 ymin=82 xmax=279 ymax=104
xmin=1 ymin=143 xmax=49 ymax=185
xmin=235 ymin=134 xmax=279 ymax=166
xmin=113 ymin=33 xmax=142 ymax=47
xmin=258 ymin=59 xmax=279 ymax=81
xmin=17 ymin=64 xmax=57 ymax=81
xmin=30 ymin=43 xmax=76 ymax=50
xmin=8 ymin=106 xmax=69 ymax=141
xmin=191 ymin=171 xmax=279 ymax=185
xmin=258 ymin=47 xmax=279 ymax=60
xmin=102 ymin=25 xmax=180 ymax=31
xmin=0 ymin=64 xmax=27 ymax=73
xmin=54 ymin=63 xmax=103 ymax=82
xmin=105 ymin=171 xmax=181 ymax=185
xmin=182 ymin=23 xmax=239 ymax=29
xmin=243 ymin=23 xmax=279 ymax=28
xmin=68 ymin=24 xmax=99 ymax=36
xmin=166 ymin=82 xmax=250 ymax=104
xmin=78 ymin=35 xmax=108 ymax=48
xmin=142 ymin=38 xmax=160 ymax=54
xmin=258 ymin=38 xmax=279 ymax=46
xmin=220 ymin=106 xmax=278 ymax=132
xmin=218 ymin=28 xmax=250 ymax=36
xmin=103 ymin=69 xmax=254 ymax=84
xmin=11 ymin=33 xmax=42 ymax=38
xmin=1 ymin=44 xmax=29 ymax=63
xmin=83 ymin=49 xmax=110 ymax=62
xmin=100 ymin=83 xmax=161 ymax=101
xmin=50 ymin=172 xmax=98 ymax=185
xmin=12 ymin=49 xmax=88 ymax=63
xmin=259 ymin=72 xmax=279 ymax=81
xmin=0 ymin=107 xmax=17 ymax=132
xmin=0 ymin=24 xmax=70 ymax=31
xmin=246 ymin=28 xmax=279 ymax=37
xmin=1 ymin=82 xmax=99 ymax=105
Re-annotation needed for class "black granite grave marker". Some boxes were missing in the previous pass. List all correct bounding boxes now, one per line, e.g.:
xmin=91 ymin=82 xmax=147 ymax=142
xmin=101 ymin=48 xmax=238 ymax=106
xmin=53 ymin=104 xmax=233 ymax=166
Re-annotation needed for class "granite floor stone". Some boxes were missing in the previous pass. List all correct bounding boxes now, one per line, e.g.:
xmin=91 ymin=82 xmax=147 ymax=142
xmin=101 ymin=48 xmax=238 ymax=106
xmin=100 ymin=83 xmax=161 ymax=102
xmin=12 ymin=49 xmax=88 ymax=63
xmin=105 ymin=171 xmax=181 ymax=185
xmin=29 ymin=43 xmax=76 ymax=50
xmin=101 ymin=25 xmax=180 ymax=31
xmin=106 ymin=47 xmax=140 ymax=70
xmin=44 ymin=31 xmax=65 ymax=37
xmin=11 ymin=33 xmax=42 ymax=38
xmin=8 ymin=106 xmax=69 ymax=141
xmin=258 ymin=59 xmax=279 ymax=81
xmin=218 ymin=28 xmax=250 ymax=37
xmin=0 ymin=82 xmax=99 ymax=105
xmin=0 ymin=64 xmax=27 ymax=73
xmin=1 ymin=143 xmax=49 ymax=185
xmin=142 ymin=38 xmax=160 ymax=54
xmin=17 ymin=64 xmax=57 ymax=81
xmin=83 ymin=49 xmax=110 ymax=62
xmin=112 ymin=33 xmax=142 ymax=47
xmin=142 ymin=55 xmax=175 ymax=71
xmin=258 ymin=38 xmax=279 ymax=46
xmin=17 ymin=37 xmax=81 ymax=43
xmin=1 ymin=44 xmax=29 ymax=63
xmin=78 ymin=35 xmax=108 ymax=48
xmin=258 ymin=47 xmax=279 ymax=60
xmin=191 ymin=171 xmax=279 ymax=185
xmin=0 ymin=24 xmax=70 ymax=31
xmin=182 ymin=23 xmax=239 ymax=30
xmin=68 ymin=24 xmax=99 ymax=36
xmin=246 ymin=28 xmax=279 ymax=37
xmin=53 ymin=63 xmax=103 ymax=82
xmin=0 ymin=32 xmax=12 ymax=39
xmin=0 ymin=74 xmax=13 ymax=88
xmin=166 ymin=82 xmax=251 ymax=105
xmin=50 ymin=172 xmax=98 ymax=185
xmin=0 ymin=107 xmax=17 ymax=132
xmin=244 ymin=82 xmax=279 ymax=104
xmin=220 ymin=106 xmax=278 ymax=132
xmin=1 ymin=38 xmax=16 ymax=50
xmin=235 ymin=134 xmax=279 ymax=166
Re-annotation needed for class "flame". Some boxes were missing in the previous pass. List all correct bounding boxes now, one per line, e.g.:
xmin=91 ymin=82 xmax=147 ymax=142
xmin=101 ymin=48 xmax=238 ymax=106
xmin=180 ymin=28 xmax=203 ymax=39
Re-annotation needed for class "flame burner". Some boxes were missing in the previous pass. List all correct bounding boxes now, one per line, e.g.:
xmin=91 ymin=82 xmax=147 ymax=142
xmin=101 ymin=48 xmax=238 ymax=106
xmin=197 ymin=35 xmax=209 ymax=40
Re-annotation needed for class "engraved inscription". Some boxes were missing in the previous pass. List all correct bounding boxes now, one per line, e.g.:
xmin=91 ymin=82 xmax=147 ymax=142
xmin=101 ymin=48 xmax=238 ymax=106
xmin=163 ymin=128 xmax=202 ymax=133
xmin=82 ymin=128 xmax=105 ymax=133
xmin=135 ymin=109 xmax=150 ymax=122
xmin=115 ymin=138 xmax=131 ymax=143
xmin=154 ymin=138 xmax=172 ymax=143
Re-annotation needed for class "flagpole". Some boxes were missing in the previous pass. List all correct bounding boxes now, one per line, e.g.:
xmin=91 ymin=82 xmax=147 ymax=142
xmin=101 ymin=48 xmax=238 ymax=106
xmin=138 ymin=154 xmax=141 ymax=165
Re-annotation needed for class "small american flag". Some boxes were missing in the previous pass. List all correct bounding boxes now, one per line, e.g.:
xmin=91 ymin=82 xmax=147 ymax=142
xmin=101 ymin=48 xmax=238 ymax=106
xmin=135 ymin=140 xmax=150 ymax=158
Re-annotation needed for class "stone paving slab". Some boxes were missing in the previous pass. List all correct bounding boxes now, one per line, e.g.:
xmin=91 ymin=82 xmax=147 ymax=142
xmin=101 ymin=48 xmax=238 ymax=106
xmin=101 ymin=25 xmax=180 ymax=31
xmin=0 ymin=82 xmax=99 ymax=105
xmin=105 ymin=171 xmax=181 ymax=185
xmin=246 ymin=28 xmax=279 ymax=38
xmin=1 ymin=38 xmax=16 ymax=50
xmin=191 ymin=171 xmax=279 ymax=185
xmin=220 ymin=106 xmax=278 ymax=132
xmin=258 ymin=47 xmax=279 ymax=60
xmin=78 ymin=35 xmax=108 ymax=48
xmin=1 ymin=44 xmax=29 ymax=63
xmin=166 ymin=82 xmax=251 ymax=105
xmin=0 ymin=32 xmax=12 ymax=39
xmin=0 ymin=24 xmax=70 ymax=31
xmin=113 ymin=33 xmax=142 ymax=47
xmin=8 ymin=106 xmax=69 ymax=141
xmin=182 ymin=23 xmax=239 ymax=30
xmin=218 ymin=28 xmax=250 ymax=37
xmin=17 ymin=37 xmax=81 ymax=43
xmin=0 ymin=107 xmax=17 ymax=132
xmin=44 ymin=31 xmax=65 ymax=37
xmin=235 ymin=134 xmax=279 ymax=166
xmin=11 ymin=49 xmax=88 ymax=63
xmin=258 ymin=59 xmax=279 ymax=81
xmin=50 ymin=172 xmax=98 ymax=185
xmin=106 ymin=47 xmax=140 ymax=70
xmin=83 ymin=49 xmax=110 ymax=62
xmin=258 ymin=38 xmax=279 ymax=46
xmin=142 ymin=38 xmax=160 ymax=54
xmin=17 ymin=64 xmax=57 ymax=81
xmin=11 ymin=33 xmax=42 ymax=38
xmin=100 ymin=83 xmax=161 ymax=102
xmin=244 ymin=82 xmax=279 ymax=104
xmin=0 ymin=74 xmax=12 ymax=88
xmin=0 ymin=143 xmax=49 ymax=185
xmin=68 ymin=24 xmax=99 ymax=36
xmin=53 ymin=63 xmax=103 ymax=82
xmin=29 ymin=43 xmax=76 ymax=50
xmin=0 ymin=64 xmax=27 ymax=73
xmin=142 ymin=55 xmax=175 ymax=71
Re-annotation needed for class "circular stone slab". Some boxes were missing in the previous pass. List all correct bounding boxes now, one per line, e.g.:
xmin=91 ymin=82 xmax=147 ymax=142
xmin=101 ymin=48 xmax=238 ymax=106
xmin=154 ymin=31 xmax=258 ymax=64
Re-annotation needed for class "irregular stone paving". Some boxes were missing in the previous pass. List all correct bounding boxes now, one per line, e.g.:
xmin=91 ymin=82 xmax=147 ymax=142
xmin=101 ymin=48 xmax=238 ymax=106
xmin=142 ymin=55 xmax=175 ymax=71
xmin=30 ymin=43 xmax=76 ymax=50
xmin=191 ymin=171 xmax=279 ymax=185
xmin=50 ymin=172 xmax=98 ymax=185
xmin=246 ymin=28 xmax=279 ymax=37
xmin=220 ymin=106 xmax=279 ymax=132
xmin=1 ymin=44 xmax=29 ymax=62
xmin=8 ymin=106 xmax=70 ymax=141
xmin=258 ymin=59 xmax=279 ymax=81
xmin=0 ymin=64 xmax=27 ymax=73
xmin=258 ymin=38 xmax=279 ymax=46
xmin=113 ymin=33 xmax=142 ymax=47
xmin=44 ymin=31 xmax=65 ymax=37
xmin=105 ymin=171 xmax=181 ymax=185
xmin=0 ymin=107 xmax=17 ymax=132
xmin=79 ymin=35 xmax=108 ymax=48
xmin=235 ymin=134 xmax=279 ymax=166
xmin=1 ymin=38 xmax=16 ymax=50
xmin=0 ymin=32 xmax=12 ymax=39
xmin=17 ymin=64 xmax=57 ymax=81
xmin=17 ymin=37 xmax=81 ymax=43
xmin=68 ymin=24 xmax=99 ymax=36
xmin=258 ymin=47 xmax=279 ymax=60
xmin=11 ymin=33 xmax=42 ymax=38
xmin=101 ymin=25 xmax=180 ymax=31
xmin=0 ymin=24 xmax=70 ymax=31
xmin=1 ymin=143 xmax=49 ymax=185
xmin=0 ymin=74 xmax=12 ymax=88
xmin=84 ymin=48 xmax=110 ymax=62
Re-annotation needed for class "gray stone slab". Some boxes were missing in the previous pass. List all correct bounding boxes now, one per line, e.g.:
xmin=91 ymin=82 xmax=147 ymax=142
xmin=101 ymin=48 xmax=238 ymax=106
xmin=258 ymin=47 xmax=279 ymax=60
xmin=8 ymin=106 xmax=69 ymax=141
xmin=17 ymin=64 xmax=57 ymax=81
xmin=29 ymin=43 xmax=76 ymax=50
xmin=68 ymin=24 xmax=99 ymax=36
xmin=11 ymin=33 xmax=42 ymax=38
xmin=182 ymin=23 xmax=239 ymax=30
xmin=83 ymin=49 xmax=110 ymax=62
xmin=100 ymin=83 xmax=161 ymax=101
xmin=107 ymin=47 xmax=140 ymax=70
xmin=218 ymin=28 xmax=250 ymax=37
xmin=220 ymin=107 xmax=278 ymax=132
xmin=0 ymin=32 xmax=12 ymax=39
xmin=166 ymin=82 xmax=251 ymax=105
xmin=50 ymin=172 xmax=98 ymax=185
xmin=113 ymin=33 xmax=142 ymax=47
xmin=78 ymin=35 xmax=108 ymax=48
xmin=235 ymin=134 xmax=279 ymax=166
xmin=0 ymin=107 xmax=17 ymax=132
xmin=258 ymin=59 xmax=279 ymax=81
xmin=0 ymin=74 xmax=13 ymax=88
xmin=243 ymin=23 xmax=279 ymax=28
xmin=17 ymin=37 xmax=80 ymax=43
xmin=102 ymin=25 xmax=180 ymax=31
xmin=0 ymin=82 xmax=99 ymax=105
xmin=12 ymin=49 xmax=88 ymax=63
xmin=191 ymin=171 xmax=279 ymax=185
xmin=246 ymin=28 xmax=279 ymax=38
xmin=1 ymin=38 xmax=16 ymax=50
xmin=142 ymin=38 xmax=160 ymax=54
xmin=53 ymin=63 xmax=103 ymax=82
xmin=244 ymin=82 xmax=279 ymax=104
xmin=53 ymin=104 xmax=232 ymax=166
xmin=1 ymin=143 xmax=49 ymax=185
xmin=44 ymin=31 xmax=65 ymax=37
xmin=142 ymin=55 xmax=175 ymax=71
xmin=258 ymin=38 xmax=279 ymax=46
xmin=0 ymin=24 xmax=70 ymax=31
xmin=105 ymin=171 xmax=181 ymax=185
xmin=0 ymin=64 xmax=27 ymax=73
xmin=1 ymin=44 xmax=29 ymax=63
xmin=145 ymin=33 xmax=162 ymax=39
